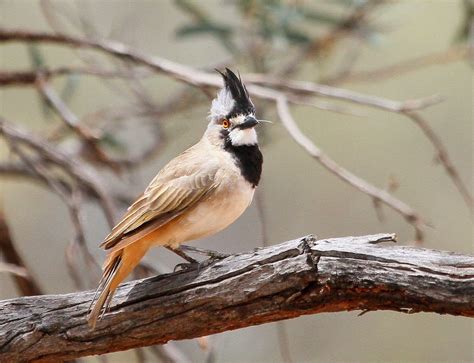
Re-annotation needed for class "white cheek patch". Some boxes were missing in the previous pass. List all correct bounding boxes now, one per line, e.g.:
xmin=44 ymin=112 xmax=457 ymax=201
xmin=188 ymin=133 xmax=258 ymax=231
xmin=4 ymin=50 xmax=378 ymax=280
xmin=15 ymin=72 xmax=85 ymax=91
xmin=229 ymin=128 xmax=258 ymax=146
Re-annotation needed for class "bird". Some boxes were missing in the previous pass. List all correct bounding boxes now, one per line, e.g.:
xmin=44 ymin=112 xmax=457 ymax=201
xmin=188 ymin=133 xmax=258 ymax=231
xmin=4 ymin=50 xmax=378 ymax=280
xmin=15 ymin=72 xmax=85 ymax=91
xmin=88 ymin=68 xmax=263 ymax=328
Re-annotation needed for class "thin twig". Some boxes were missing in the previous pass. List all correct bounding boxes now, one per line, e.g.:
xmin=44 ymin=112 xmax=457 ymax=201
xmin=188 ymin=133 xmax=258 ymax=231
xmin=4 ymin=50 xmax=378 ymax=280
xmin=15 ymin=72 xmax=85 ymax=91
xmin=1 ymin=28 xmax=464 ymax=236
xmin=0 ymin=28 xmax=442 ymax=113
xmin=0 ymin=262 xmax=28 ymax=277
xmin=250 ymin=77 xmax=471 ymax=211
xmin=0 ymin=66 xmax=151 ymax=86
xmin=36 ymin=74 xmax=124 ymax=172
xmin=4 ymin=140 xmax=100 ymax=288
xmin=276 ymin=96 xmax=425 ymax=241
xmin=0 ymin=117 xmax=117 ymax=227
xmin=403 ymin=111 xmax=473 ymax=211
xmin=324 ymin=45 xmax=469 ymax=84
xmin=245 ymin=75 xmax=444 ymax=112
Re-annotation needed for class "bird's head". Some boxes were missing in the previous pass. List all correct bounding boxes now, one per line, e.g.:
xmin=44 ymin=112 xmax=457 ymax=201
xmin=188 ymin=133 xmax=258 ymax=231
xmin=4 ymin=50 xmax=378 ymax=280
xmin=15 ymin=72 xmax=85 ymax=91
xmin=206 ymin=68 xmax=259 ymax=148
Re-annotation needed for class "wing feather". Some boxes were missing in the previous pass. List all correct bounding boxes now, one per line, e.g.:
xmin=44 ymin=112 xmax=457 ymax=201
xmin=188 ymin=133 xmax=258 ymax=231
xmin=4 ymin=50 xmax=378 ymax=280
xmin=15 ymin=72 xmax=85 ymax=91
xmin=100 ymin=145 xmax=219 ymax=250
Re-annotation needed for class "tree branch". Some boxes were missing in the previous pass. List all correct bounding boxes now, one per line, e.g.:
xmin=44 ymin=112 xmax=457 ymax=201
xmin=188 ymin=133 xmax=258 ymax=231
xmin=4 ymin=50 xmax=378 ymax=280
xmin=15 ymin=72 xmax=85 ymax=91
xmin=1 ymin=233 xmax=472 ymax=361
xmin=0 ymin=117 xmax=117 ymax=228
xmin=0 ymin=27 xmax=442 ymax=113
xmin=276 ymin=97 xmax=426 ymax=240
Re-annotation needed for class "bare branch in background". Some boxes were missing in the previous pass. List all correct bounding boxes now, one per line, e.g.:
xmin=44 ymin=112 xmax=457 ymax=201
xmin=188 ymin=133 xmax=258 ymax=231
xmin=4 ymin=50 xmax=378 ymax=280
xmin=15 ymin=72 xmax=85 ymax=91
xmin=403 ymin=111 xmax=473 ymax=211
xmin=0 ymin=28 xmax=447 ymax=241
xmin=36 ymin=74 xmax=124 ymax=172
xmin=0 ymin=117 xmax=117 ymax=227
xmin=0 ymin=262 xmax=27 ymax=278
xmin=1 ymin=27 xmax=470 ymax=237
xmin=0 ymin=211 xmax=43 ymax=296
xmin=324 ymin=45 xmax=469 ymax=84
xmin=276 ymin=97 xmax=425 ymax=241
xmin=251 ymin=76 xmax=471 ymax=211
xmin=3 ymin=138 xmax=100 ymax=289
xmin=245 ymin=75 xmax=444 ymax=112
xmin=0 ymin=67 xmax=151 ymax=86
xmin=0 ymin=160 xmax=133 ymax=209
xmin=0 ymin=28 xmax=443 ymax=113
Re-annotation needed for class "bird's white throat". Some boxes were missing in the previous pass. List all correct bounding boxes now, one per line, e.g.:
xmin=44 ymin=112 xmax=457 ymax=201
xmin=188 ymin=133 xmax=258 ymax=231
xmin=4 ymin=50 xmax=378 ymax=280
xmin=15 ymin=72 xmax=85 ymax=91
xmin=229 ymin=128 xmax=258 ymax=146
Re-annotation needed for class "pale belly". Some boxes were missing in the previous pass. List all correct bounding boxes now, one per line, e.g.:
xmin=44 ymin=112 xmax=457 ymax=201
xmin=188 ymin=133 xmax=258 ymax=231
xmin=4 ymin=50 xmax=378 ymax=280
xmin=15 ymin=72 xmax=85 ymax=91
xmin=164 ymin=180 xmax=255 ymax=247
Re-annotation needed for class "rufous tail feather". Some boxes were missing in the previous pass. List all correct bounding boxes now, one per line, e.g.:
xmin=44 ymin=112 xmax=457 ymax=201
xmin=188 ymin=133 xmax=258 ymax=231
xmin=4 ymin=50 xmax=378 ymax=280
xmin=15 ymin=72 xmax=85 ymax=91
xmin=88 ymin=241 xmax=149 ymax=328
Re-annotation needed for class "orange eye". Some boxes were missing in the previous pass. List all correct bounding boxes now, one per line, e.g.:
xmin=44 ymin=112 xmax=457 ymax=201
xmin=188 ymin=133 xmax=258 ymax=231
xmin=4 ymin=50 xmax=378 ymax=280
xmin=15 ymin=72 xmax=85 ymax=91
xmin=222 ymin=119 xmax=230 ymax=129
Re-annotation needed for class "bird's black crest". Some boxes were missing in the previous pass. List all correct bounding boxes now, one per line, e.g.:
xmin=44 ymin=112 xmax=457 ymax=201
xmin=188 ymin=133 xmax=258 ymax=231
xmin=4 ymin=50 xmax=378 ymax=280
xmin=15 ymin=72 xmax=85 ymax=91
xmin=216 ymin=68 xmax=255 ymax=118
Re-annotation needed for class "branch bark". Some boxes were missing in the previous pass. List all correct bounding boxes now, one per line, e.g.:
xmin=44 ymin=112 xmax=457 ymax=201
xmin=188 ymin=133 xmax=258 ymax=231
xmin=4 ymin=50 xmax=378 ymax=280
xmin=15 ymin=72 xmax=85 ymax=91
xmin=1 ymin=233 xmax=472 ymax=362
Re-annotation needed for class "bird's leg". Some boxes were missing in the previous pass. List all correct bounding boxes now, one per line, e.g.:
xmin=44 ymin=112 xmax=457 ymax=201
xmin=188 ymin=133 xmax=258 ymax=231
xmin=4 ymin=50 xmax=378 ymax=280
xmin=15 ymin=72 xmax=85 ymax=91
xmin=166 ymin=246 xmax=199 ymax=272
xmin=168 ymin=245 xmax=230 ymax=272
xmin=166 ymin=246 xmax=198 ymax=263
xmin=179 ymin=245 xmax=230 ymax=260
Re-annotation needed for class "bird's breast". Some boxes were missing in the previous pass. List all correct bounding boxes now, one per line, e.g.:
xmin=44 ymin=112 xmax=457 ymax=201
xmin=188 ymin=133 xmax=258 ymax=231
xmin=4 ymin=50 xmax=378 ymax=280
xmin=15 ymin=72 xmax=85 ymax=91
xmin=173 ymin=177 xmax=255 ymax=244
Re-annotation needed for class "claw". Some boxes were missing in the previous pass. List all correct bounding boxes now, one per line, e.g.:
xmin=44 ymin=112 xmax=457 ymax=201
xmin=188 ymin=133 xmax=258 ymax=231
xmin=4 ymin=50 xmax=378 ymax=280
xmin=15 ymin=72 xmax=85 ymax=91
xmin=207 ymin=251 xmax=230 ymax=260
xmin=174 ymin=261 xmax=200 ymax=272
xmin=179 ymin=245 xmax=230 ymax=260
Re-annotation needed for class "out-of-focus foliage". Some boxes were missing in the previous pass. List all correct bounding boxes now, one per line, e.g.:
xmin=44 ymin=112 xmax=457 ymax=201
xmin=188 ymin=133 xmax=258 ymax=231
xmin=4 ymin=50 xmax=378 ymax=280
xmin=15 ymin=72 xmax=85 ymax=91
xmin=174 ymin=0 xmax=381 ymax=68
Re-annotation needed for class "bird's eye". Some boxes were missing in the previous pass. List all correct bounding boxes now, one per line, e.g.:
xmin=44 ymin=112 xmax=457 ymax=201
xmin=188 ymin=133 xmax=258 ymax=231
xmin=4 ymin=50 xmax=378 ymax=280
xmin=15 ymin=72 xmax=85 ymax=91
xmin=222 ymin=119 xmax=230 ymax=129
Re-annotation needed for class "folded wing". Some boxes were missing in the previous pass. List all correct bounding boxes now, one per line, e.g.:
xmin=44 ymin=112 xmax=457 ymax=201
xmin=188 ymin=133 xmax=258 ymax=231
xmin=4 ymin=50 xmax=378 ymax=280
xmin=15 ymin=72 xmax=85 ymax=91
xmin=101 ymin=147 xmax=219 ymax=250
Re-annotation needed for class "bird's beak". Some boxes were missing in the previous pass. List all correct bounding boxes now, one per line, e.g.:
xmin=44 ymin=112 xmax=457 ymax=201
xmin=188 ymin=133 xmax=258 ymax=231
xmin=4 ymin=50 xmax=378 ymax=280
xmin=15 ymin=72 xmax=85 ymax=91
xmin=236 ymin=116 xmax=259 ymax=130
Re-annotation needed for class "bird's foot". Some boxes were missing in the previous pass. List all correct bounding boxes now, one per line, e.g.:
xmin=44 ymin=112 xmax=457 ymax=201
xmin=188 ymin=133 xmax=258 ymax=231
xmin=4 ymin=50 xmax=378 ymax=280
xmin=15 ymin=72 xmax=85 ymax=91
xmin=179 ymin=245 xmax=230 ymax=260
xmin=173 ymin=261 xmax=200 ymax=272
xmin=166 ymin=246 xmax=198 ymax=263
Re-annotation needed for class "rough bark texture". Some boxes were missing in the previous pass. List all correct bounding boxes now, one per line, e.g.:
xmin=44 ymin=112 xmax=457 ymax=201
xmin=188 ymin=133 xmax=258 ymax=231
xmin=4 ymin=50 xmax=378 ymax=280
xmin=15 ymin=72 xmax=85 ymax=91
xmin=0 ymin=233 xmax=472 ymax=362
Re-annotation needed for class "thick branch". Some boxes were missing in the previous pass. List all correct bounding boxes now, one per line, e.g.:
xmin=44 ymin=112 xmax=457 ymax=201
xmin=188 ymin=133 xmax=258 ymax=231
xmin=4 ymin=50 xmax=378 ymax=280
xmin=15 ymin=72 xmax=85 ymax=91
xmin=1 ymin=233 xmax=472 ymax=361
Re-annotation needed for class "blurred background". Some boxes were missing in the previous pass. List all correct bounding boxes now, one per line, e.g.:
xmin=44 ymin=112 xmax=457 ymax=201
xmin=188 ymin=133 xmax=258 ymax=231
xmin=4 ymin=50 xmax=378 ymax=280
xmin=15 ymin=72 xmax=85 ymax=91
xmin=0 ymin=0 xmax=472 ymax=362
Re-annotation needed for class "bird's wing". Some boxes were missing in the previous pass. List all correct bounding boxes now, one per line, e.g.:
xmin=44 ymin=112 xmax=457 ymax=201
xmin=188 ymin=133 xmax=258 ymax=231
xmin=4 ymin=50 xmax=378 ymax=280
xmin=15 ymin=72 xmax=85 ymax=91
xmin=100 ymin=146 xmax=220 ymax=250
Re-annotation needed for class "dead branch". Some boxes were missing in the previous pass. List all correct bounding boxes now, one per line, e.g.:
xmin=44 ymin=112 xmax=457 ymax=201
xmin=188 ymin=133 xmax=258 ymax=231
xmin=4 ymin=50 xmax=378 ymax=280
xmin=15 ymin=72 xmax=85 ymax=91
xmin=35 ymin=74 xmax=123 ymax=172
xmin=0 ymin=67 xmax=151 ymax=86
xmin=402 ymin=111 xmax=473 ymax=210
xmin=0 ymin=117 xmax=117 ymax=227
xmin=0 ymin=28 xmax=442 ymax=113
xmin=253 ymin=76 xmax=471 ymax=212
xmin=0 ymin=233 xmax=472 ymax=362
xmin=324 ymin=45 xmax=469 ymax=84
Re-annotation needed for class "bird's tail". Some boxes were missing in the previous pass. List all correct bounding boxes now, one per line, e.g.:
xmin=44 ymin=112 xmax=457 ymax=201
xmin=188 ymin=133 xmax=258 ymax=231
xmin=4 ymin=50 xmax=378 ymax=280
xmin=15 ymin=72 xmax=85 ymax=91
xmin=88 ymin=241 xmax=149 ymax=329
